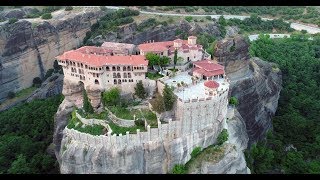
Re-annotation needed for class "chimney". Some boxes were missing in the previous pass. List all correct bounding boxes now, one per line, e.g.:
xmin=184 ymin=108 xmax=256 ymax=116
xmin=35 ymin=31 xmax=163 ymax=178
xmin=153 ymin=40 xmax=154 ymax=43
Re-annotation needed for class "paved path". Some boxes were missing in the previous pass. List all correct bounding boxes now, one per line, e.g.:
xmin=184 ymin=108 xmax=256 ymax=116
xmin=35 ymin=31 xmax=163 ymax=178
xmin=105 ymin=6 xmax=320 ymax=34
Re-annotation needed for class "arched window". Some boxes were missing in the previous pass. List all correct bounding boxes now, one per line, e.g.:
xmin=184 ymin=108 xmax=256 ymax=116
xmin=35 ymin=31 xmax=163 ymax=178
xmin=74 ymin=68 xmax=77 ymax=73
xmin=125 ymin=79 xmax=127 ymax=82
xmin=118 ymin=79 xmax=121 ymax=84
xmin=117 ymin=66 xmax=120 ymax=71
xmin=95 ymin=79 xmax=99 ymax=85
xmin=81 ymin=63 xmax=83 ymax=68
xmin=113 ymin=73 xmax=116 ymax=78
xmin=106 ymin=66 xmax=110 ymax=71
xmin=127 ymin=66 xmax=131 ymax=71
xmin=123 ymin=66 xmax=127 ymax=71
xmin=114 ymin=79 xmax=117 ymax=84
xmin=112 ymin=66 xmax=116 ymax=71
xmin=85 ymin=65 xmax=88 ymax=69
xmin=128 ymin=73 xmax=131 ymax=78
xmin=117 ymin=73 xmax=121 ymax=78
xmin=123 ymin=73 xmax=127 ymax=78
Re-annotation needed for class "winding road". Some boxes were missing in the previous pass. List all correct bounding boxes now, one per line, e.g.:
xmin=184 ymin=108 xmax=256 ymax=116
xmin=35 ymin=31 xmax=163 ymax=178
xmin=105 ymin=6 xmax=320 ymax=34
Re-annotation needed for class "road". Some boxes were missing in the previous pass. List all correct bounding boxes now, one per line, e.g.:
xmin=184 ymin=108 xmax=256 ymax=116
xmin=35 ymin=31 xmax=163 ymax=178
xmin=105 ymin=6 xmax=320 ymax=34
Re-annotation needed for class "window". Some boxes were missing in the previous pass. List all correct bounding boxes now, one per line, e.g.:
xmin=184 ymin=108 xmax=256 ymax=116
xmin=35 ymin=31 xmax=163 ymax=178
xmin=112 ymin=66 xmax=116 ymax=71
xmin=123 ymin=66 xmax=127 ymax=71
xmin=124 ymin=73 xmax=127 ymax=78
xmin=81 ymin=63 xmax=83 ymax=68
xmin=85 ymin=65 xmax=88 ymax=69
xmin=134 ymin=67 xmax=137 ymax=70
xmin=95 ymin=79 xmax=99 ymax=85
xmin=113 ymin=73 xmax=116 ymax=78
xmin=128 ymin=73 xmax=131 ymax=78
xmin=117 ymin=73 xmax=121 ymax=78
xmin=114 ymin=79 xmax=117 ymax=84
xmin=77 ymin=63 xmax=80 ymax=67
xmin=74 ymin=68 xmax=77 ymax=73
xmin=106 ymin=66 xmax=110 ymax=71
xmin=127 ymin=66 xmax=131 ymax=71
xmin=125 ymin=79 xmax=127 ymax=82
xmin=117 ymin=66 xmax=120 ymax=71
xmin=99 ymin=68 xmax=102 ymax=71
xmin=118 ymin=79 xmax=121 ymax=84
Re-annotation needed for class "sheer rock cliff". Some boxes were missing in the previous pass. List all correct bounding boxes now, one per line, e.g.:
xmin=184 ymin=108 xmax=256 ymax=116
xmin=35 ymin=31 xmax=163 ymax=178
xmin=0 ymin=9 xmax=103 ymax=102
xmin=214 ymin=36 xmax=282 ymax=145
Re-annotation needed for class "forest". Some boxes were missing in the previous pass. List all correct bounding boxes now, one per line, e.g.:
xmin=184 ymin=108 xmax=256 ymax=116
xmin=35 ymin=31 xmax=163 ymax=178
xmin=0 ymin=95 xmax=63 ymax=174
xmin=246 ymin=34 xmax=320 ymax=173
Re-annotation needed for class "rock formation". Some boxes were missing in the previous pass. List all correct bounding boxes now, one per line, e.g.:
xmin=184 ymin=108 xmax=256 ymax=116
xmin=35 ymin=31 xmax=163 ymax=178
xmin=89 ymin=20 xmax=221 ymax=46
xmin=0 ymin=8 xmax=104 ymax=102
xmin=214 ymin=36 xmax=282 ymax=145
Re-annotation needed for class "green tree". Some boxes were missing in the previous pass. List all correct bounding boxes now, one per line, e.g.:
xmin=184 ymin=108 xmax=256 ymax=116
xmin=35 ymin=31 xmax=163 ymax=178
xmin=185 ymin=16 xmax=193 ymax=22
xmin=217 ymin=129 xmax=228 ymax=145
xmin=173 ymin=49 xmax=178 ymax=70
xmin=83 ymin=89 xmax=94 ymax=114
xmin=33 ymin=77 xmax=42 ymax=87
xmin=41 ymin=13 xmax=52 ymax=20
xmin=8 ymin=154 xmax=32 ymax=174
xmin=102 ymin=87 xmax=120 ymax=107
xmin=134 ymin=80 xmax=146 ymax=99
xmin=150 ymin=93 xmax=165 ymax=113
xmin=7 ymin=91 xmax=15 ymax=99
xmin=163 ymin=84 xmax=176 ymax=111
xmin=171 ymin=164 xmax=187 ymax=174
xmin=8 ymin=18 xmax=18 ymax=24
xmin=218 ymin=15 xmax=227 ymax=26
xmin=146 ymin=53 xmax=160 ymax=66
xmin=229 ymin=96 xmax=239 ymax=106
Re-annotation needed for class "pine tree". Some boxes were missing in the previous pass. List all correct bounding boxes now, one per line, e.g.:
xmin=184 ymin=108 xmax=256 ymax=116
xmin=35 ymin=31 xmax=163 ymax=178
xmin=83 ymin=89 xmax=94 ymax=114
xmin=163 ymin=84 xmax=176 ymax=111
xmin=173 ymin=49 xmax=178 ymax=70
xmin=134 ymin=80 xmax=146 ymax=99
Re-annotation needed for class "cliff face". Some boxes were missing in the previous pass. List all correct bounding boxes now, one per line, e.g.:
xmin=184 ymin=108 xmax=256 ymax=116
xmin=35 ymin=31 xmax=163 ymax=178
xmin=0 ymin=9 xmax=103 ymax=102
xmin=214 ymin=36 xmax=282 ymax=145
xmin=90 ymin=20 xmax=221 ymax=46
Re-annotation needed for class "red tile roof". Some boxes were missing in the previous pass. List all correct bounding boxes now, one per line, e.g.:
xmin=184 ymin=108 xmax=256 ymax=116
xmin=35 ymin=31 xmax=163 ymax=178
xmin=193 ymin=68 xmax=224 ymax=77
xmin=138 ymin=40 xmax=189 ymax=52
xmin=56 ymin=49 xmax=148 ymax=67
xmin=193 ymin=60 xmax=224 ymax=72
xmin=204 ymin=80 xmax=219 ymax=89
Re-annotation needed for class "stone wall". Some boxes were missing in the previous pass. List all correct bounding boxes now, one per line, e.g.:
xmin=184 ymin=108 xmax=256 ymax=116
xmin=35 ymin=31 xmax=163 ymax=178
xmin=59 ymin=87 xmax=228 ymax=174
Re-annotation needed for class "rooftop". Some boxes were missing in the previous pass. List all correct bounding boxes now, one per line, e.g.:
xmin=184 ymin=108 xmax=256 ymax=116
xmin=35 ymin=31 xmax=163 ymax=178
xmin=101 ymin=42 xmax=135 ymax=51
xmin=204 ymin=80 xmax=220 ymax=89
xmin=193 ymin=60 xmax=224 ymax=72
xmin=56 ymin=49 xmax=148 ymax=67
xmin=175 ymin=78 xmax=229 ymax=101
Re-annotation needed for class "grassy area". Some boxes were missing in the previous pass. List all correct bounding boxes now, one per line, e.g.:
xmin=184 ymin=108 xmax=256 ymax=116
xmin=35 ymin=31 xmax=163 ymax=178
xmin=109 ymin=105 xmax=134 ymax=120
xmin=77 ymin=108 xmax=109 ymax=120
xmin=0 ymin=86 xmax=37 ymax=109
xmin=135 ymin=109 xmax=158 ymax=127
xmin=185 ymin=145 xmax=226 ymax=173
xmin=146 ymin=72 xmax=164 ymax=80
xmin=108 ymin=121 xmax=145 ymax=135
xmin=67 ymin=110 xmax=105 ymax=136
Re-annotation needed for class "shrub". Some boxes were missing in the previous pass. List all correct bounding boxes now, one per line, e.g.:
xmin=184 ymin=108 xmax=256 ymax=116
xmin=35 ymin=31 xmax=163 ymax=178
xmin=8 ymin=18 xmax=18 ymax=24
xmin=217 ymin=129 xmax=228 ymax=145
xmin=7 ymin=91 xmax=16 ymax=99
xmin=33 ymin=77 xmax=42 ymax=87
xmin=65 ymin=6 xmax=73 ymax=11
xmin=172 ymin=164 xmax=187 ymax=174
xmin=134 ymin=80 xmax=147 ymax=99
xmin=206 ymin=16 xmax=211 ymax=20
xmin=185 ymin=16 xmax=193 ymax=22
xmin=135 ymin=119 xmax=145 ymax=127
xmin=102 ymin=87 xmax=120 ymax=107
xmin=83 ymin=89 xmax=94 ymax=114
xmin=229 ymin=96 xmax=239 ymax=106
xmin=44 ymin=69 xmax=54 ymax=80
xmin=41 ymin=13 xmax=52 ymax=20
xmin=191 ymin=147 xmax=202 ymax=158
